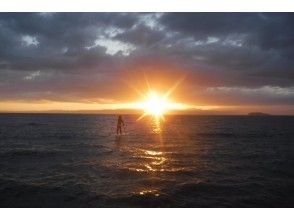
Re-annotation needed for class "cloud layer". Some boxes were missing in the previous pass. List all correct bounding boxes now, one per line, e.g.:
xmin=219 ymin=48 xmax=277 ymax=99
xmin=0 ymin=13 xmax=294 ymax=110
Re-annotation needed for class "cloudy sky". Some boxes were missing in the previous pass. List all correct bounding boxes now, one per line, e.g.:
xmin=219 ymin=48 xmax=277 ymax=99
xmin=0 ymin=13 xmax=294 ymax=114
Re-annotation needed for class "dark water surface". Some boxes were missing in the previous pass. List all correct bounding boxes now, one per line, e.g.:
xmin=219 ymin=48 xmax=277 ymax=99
xmin=0 ymin=114 xmax=294 ymax=207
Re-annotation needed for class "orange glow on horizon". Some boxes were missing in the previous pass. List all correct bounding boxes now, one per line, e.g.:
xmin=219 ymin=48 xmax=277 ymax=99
xmin=0 ymin=100 xmax=219 ymax=113
xmin=2 ymin=100 xmax=288 ymax=115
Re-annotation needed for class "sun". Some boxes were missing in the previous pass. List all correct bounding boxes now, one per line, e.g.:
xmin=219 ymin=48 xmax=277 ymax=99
xmin=129 ymin=75 xmax=188 ymax=121
xmin=135 ymin=90 xmax=186 ymax=121
xmin=141 ymin=91 xmax=169 ymax=117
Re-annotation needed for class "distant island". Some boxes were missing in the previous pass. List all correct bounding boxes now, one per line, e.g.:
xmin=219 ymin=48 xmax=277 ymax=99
xmin=248 ymin=112 xmax=271 ymax=116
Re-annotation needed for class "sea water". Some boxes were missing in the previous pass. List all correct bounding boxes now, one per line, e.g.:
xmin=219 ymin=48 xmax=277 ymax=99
xmin=0 ymin=114 xmax=293 ymax=207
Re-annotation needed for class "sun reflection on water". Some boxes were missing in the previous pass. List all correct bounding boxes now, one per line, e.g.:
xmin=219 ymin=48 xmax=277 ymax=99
xmin=138 ymin=189 xmax=160 ymax=197
xmin=116 ymin=116 xmax=188 ymax=173
xmin=145 ymin=150 xmax=163 ymax=156
xmin=127 ymin=149 xmax=168 ymax=172
xmin=151 ymin=117 xmax=162 ymax=134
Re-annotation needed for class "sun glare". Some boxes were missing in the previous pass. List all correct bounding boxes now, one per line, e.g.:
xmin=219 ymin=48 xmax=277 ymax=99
xmin=142 ymin=92 xmax=169 ymax=117
xmin=134 ymin=90 xmax=187 ymax=121
xmin=128 ymin=75 xmax=189 ymax=121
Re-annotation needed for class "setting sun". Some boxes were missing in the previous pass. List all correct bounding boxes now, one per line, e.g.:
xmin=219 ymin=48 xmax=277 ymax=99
xmin=134 ymin=90 xmax=189 ymax=120
xmin=141 ymin=92 xmax=169 ymax=117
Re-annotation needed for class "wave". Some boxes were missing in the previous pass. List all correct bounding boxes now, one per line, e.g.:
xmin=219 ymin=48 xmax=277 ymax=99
xmin=0 ymin=178 xmax=96 ymax=207
xmin=197 ymin=132 xmax=236 ymax=138
xmin=0 ymin=149 xmax=68 ymax=158
xmin=26 ymin=122 xmax=45 ymax=127
xmin=196 ymin=132 xmax=293 ymax=139
xmin=0 ymin=176 xmax=293 ymax=207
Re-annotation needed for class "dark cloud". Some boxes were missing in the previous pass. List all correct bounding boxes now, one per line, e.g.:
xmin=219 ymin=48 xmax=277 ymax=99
xmin=0 ymin=12 xmax=293 ymax=108
xmin=160 ymin=13 xmax=294 ymax=50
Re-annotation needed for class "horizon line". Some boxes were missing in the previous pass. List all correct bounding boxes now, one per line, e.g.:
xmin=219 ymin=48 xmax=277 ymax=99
xmin=0 ymin=111 xmax=292 ymax=116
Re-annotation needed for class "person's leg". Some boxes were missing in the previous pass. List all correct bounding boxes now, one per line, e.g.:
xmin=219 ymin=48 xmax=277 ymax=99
xmin=119 ymin=126 xmax=122 ymax=134
xmin=117 ymin=125 xmax=119 ymax=135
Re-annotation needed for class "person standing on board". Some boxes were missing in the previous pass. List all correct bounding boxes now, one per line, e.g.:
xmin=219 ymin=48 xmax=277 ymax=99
xmin=117 ymin=115 xmax=125 ymax=135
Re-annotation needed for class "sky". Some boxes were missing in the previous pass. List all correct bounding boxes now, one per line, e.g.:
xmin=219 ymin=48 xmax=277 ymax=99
xmin=0 ymin=13 xmax=294 ymax=114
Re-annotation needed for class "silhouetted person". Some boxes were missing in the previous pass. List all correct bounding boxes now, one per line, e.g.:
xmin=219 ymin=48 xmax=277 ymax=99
xmin=117 ymin=115 xmax=124 ymax=135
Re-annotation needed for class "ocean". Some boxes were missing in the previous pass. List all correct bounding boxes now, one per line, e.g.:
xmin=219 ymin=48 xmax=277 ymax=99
xmin=0 ymin=114 xmax=293 ymax=207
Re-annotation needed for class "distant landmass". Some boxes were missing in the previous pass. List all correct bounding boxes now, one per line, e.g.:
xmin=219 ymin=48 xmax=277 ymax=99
xmin=248 ymin=112 xmax=271 ymax=116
